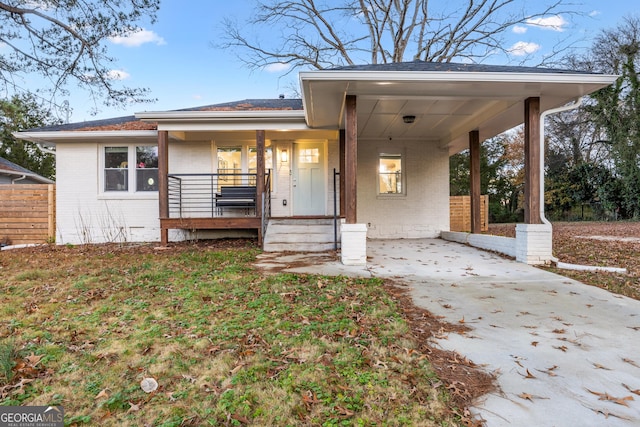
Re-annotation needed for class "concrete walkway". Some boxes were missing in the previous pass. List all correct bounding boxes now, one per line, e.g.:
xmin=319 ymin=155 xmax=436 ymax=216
xmin=255 ymin=239 xmax=640 ymax=426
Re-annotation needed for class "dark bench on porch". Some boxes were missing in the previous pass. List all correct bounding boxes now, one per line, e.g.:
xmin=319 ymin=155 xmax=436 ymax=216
xmin=216 ymin=186 xmax=257 ymax=214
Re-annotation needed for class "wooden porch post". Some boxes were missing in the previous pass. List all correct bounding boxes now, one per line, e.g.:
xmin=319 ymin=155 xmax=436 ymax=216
xmin=158 ymin=130 xmax=169 ymax=245
xmin=345 ymin=95 xmax=357 ymax=224
xmin=524 ymin=97 xmax=542 ymax=224
xmin=339 ymin=129 xmax=346 ymax=217
xmin=469 ymin=130 xmax=481 ymax=233
xmin=256 ymin=130 xmax=265 ymax=245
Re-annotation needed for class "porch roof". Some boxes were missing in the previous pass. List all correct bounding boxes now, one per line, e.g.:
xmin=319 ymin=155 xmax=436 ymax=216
xmin=300 ymin=61 xmax=618 ymax=154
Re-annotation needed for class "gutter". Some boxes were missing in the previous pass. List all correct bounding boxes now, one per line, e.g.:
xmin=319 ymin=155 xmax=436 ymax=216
xmin=539 ymin=97 xmax=583 ymax=230
xmin=539 ymin=98 xmax=628 ymax=274
xmin=11 ymin=174 xmax=27 ymax=184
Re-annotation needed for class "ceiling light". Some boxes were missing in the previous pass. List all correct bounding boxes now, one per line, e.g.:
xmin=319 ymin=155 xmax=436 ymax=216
xmin=403 ymin=115 xmax=416 ymax=124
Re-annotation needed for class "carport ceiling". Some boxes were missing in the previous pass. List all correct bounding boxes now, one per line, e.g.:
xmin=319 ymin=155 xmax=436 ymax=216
xmin=300 ymin=67 xmax=617 ymax=155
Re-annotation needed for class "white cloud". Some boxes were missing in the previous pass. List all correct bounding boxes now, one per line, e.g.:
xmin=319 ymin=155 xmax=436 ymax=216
xmin=508 ymin=41 xmax=541 ymax=56
xmin=526 ymin=15 xmax=568 ymax=32
xmin=192 ymin=94 xmax=203 ymax=100
xmin=589 ymin=10 xmax=601 ymax=17
xmin=264 ymin=63 xmax=291 ymax=73
xmin=105 ymin=70 xmax=130 ymax=80
xmin=109 ymin=28 xmax=166 ymax=47
xmin=512 ymin=25 xmax=527 ymax=34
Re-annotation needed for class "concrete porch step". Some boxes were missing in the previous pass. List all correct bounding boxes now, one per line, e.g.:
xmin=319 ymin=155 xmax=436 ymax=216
xmin=263 ymin=218 xmax=340 ymax=252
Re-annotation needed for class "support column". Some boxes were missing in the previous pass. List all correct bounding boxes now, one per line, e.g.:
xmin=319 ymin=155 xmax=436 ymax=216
xmin=341 ymin=95 xmax=366 ymax=265
xmin=469 ymin=130 xmax=481 ymax=233
xmin=256 ymin=130 xmax=265 ymax=245
xmin=339 ymin=129 xmax=346 ymax=217
xmin=345 ymin=95 xmax=357 ymax=224
xmin=517 ymin=97 xmax=553 ymax=265
xmin=158 ymin=130 xmax=169 ymax=245
xmin=524 ymin=97 xmax=541 ymax=224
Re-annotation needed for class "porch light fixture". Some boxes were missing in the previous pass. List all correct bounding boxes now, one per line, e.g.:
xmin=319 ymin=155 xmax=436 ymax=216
xmin=402 ymin=115 xmax=416 ymax=124
xmin=280 ymin=149 xmax=289 ymax=163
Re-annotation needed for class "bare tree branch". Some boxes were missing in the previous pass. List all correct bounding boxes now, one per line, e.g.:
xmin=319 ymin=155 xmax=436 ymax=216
xmin=0 ymin=0 xmax=159 ymax=111
xmin=220 ymin=0 xmax=583 ymax=71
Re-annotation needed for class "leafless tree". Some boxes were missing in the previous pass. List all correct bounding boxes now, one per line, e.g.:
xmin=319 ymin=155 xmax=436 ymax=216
xmin=221 ymin=0 xmax=578 ymax=71
xmin=0 ymin=0 xmax=159 ymax=110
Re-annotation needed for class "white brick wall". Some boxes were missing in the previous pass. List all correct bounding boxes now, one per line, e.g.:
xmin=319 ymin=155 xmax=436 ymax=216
xmin=443 ymin=226 xmax=553 ymax=265
xmin=357 ymin=139 xmax=449 ymax=238
xmin=57 ymin=135 xmax=448 ymax=245
xmin=441 ymin=231 xmax=517 ymax=258
xmin=56 ymin=141 xmax=161 ymax=244
xmin=56 ymin=139 xmax=216 ymax=245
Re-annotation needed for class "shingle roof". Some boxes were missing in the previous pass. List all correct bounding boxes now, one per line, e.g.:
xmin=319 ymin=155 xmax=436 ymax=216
xmin=21 ymin=62 xmax=597 ymax=133
xmin=23 ymin=99 xmax=304 ymax=132
xmin=330 ymin=61 xmax=597 ymax=74
xmin=0 ymin=156 xmax=36 ymax=175
xmin=0 ymin=156 xmax=53 ymax=183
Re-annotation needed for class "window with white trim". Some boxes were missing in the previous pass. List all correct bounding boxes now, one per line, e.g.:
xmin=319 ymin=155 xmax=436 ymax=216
xmin=103 ymin=145 xmax=158 ymax=193
xmin=378 ymin=153 xmax=403 ymax=194
xmin=215 ymin=143 xmax=274 ymax=189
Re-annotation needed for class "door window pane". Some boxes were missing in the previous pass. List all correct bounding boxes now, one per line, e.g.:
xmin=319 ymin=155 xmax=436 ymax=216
xmin=299 ymin=148 xmax=319 ymax=164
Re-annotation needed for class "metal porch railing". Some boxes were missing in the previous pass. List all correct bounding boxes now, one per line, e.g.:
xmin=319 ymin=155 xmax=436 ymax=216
xmin=168 ymin=173 xmax=267 ymax=218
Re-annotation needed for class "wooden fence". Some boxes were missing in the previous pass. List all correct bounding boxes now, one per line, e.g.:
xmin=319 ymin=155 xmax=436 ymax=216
xmin=0 ymin=184 xmax=55 ymax=246
xmin=450 ymin=195 xmax=488 ymax=232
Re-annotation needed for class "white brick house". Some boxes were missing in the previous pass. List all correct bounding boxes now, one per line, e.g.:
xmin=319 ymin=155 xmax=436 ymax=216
xmin=16 ymin=62 xmax=616 ymax=265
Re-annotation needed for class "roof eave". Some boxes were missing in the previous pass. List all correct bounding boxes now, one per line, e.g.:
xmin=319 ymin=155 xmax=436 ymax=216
xmin=299 ymin=70 xmax=619 ymax=84
xmin=14 ymin=130 xmax=159 ymax=145
xmin=135 ymin=110 xmax=311 ymax=132
xmin=136 ymin=110 xmax=307 ymax=121
xmin=0 ymin=169 xmax=54 ymax=184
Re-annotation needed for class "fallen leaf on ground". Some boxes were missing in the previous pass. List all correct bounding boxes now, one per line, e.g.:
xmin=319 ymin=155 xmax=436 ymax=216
xmin=586 ymin=388 xmax=635 ymax=407
xmin=95 ymin=389 xmax=109 ymax=399
xmin=622 ymin=384 xmax=640 ymax=396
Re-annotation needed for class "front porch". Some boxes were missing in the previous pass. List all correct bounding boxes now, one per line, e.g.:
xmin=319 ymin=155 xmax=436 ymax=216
xmin=160 ymin=171 xmax=271 ymax=245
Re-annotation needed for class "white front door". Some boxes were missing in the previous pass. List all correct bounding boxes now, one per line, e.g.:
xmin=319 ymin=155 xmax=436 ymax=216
xmin=293 ymin=141 xmax=326 ymax=215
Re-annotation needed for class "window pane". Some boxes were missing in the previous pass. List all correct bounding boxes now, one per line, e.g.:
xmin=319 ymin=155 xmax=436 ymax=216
xmin=248 ymin=147 xmax=273 ymax=187
xmin=379 ymin=154 xmax=402 ymax=194
xmin=136 ymin=146 xmax=158 ymax=168
xmin=136 ymin=146 xmax=158 ymax=191
xmin=105 ymin=169 xmax=128 ymax=191
xmin=105 ymin=147 xmax=128 ymax=191
xmin=137 ymin=169 xmax=158 ymax=191
xmin=218 ymin=146 xmax=242 ymax=187
xmin=105 ymin=147 xmax=128 ymax=168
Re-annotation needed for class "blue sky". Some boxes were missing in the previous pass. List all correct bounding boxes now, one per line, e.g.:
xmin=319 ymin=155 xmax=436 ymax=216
xmin=56 ymin=1 xmax=635 ymax=122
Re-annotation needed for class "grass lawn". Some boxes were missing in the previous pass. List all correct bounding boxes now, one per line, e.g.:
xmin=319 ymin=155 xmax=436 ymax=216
xmin=0 ymin=242 xmax=485 ymax=426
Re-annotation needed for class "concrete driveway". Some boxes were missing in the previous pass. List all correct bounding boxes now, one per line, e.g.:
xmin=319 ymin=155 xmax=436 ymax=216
xmin=255 ymin=238 xmax=640 ymax=426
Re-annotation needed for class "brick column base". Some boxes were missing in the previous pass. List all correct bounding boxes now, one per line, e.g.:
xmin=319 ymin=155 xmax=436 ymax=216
xmin=516 ymin=223 xmax=553 ymax=265
xmin=340 ymin=223 xmax=367 ymax=265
